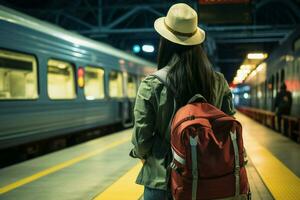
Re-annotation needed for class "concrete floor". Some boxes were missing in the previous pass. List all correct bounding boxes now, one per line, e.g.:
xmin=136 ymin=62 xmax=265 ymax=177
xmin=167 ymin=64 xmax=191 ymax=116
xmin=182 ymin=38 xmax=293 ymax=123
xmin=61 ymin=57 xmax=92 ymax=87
xmin=1 ymin=112 xmax=299 ymax=199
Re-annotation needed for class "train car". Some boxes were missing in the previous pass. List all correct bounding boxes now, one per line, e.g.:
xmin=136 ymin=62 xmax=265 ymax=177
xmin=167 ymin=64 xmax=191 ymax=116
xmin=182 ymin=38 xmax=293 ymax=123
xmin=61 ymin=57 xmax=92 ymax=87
xmin=0 ymin=6 xmax=156 ymax=150
xmin=233 ymin=26 xmax=300 ymax=117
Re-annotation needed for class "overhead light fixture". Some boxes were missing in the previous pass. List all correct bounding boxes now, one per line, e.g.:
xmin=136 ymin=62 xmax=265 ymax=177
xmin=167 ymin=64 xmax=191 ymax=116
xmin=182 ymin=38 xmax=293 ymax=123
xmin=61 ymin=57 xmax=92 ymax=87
xmin=243 ymin=93 xmax=249 ymax=99
xmin=233 ymin=76 xmax=244 ymax=84
xmin=237 ymin=69 xmax=250 ymax=76
xmin=256 ymin=62 xmax=266 ymax=72
xmin=247 ymin=53 xmax=268 ymax=60
xmin=240 ymin=64 xmax=253 ymax=70
xmin=284 ymin=55 xmax=294 ymax=62
xmin=142 ymin=45 xmax=154 ymax=53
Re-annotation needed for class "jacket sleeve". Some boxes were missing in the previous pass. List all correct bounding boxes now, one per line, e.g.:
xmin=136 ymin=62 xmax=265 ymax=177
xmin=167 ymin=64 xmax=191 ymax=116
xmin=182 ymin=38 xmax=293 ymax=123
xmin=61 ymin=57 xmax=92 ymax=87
xmin=130 ymin=77 xmax=156 ymax=159
xmin=221 ymin=90 xmax=236 ymax=116
xmin=221 ymin=79 xmax=236 ymax=116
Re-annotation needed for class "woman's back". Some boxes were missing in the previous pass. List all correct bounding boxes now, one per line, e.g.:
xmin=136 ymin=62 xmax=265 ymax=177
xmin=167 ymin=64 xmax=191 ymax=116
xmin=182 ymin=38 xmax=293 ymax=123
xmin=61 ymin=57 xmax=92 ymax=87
xmin=130 ymin=3 xmax=236 ymax=199
xmin=131 ymin=69 xmax=235 ymax=190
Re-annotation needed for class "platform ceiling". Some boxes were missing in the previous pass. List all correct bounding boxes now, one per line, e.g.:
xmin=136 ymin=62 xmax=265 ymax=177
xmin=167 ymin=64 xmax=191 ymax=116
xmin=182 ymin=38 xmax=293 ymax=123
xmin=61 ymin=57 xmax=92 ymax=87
xmin=1 ymin=0 xmax=300 ymax=82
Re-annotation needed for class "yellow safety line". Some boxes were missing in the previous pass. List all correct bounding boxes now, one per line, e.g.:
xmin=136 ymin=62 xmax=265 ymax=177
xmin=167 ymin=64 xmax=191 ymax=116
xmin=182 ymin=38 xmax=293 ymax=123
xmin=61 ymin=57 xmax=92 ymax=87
xmin=0 ymin=137 xmax=130 ymax=195
xmin=243 ymin=123 xmax=300 ymax=199
xmin=93 ymin=163 xmax=143 ymax=200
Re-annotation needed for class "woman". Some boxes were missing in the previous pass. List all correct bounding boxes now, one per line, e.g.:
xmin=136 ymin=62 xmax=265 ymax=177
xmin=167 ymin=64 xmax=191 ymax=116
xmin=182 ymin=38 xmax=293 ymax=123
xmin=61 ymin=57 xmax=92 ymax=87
xmin=130 ymin=3 xmax=235 ymax=199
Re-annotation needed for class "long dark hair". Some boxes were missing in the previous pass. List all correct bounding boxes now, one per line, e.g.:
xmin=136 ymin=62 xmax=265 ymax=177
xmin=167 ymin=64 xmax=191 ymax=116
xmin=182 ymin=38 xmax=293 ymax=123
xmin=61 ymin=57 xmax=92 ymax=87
xmin=157 ymin=37 xmax=215 ymax=106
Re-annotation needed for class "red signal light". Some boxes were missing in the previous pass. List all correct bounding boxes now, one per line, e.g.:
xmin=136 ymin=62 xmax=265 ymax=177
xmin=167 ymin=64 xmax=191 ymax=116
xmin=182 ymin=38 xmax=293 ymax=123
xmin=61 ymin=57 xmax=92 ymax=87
xmin=78 ymin=67 xmax=85 ymax=88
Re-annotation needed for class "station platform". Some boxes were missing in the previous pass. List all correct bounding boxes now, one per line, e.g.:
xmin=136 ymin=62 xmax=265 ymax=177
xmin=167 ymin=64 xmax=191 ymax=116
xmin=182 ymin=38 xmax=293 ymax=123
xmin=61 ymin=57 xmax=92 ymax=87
xmin=0 ymin=112 xmax=300 ymax=200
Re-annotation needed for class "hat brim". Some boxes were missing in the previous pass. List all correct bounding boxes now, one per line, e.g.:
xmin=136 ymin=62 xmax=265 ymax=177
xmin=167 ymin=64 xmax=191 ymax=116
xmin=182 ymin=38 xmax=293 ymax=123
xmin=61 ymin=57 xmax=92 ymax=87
xmin=154 ymin=17 xmax=205 ymax=46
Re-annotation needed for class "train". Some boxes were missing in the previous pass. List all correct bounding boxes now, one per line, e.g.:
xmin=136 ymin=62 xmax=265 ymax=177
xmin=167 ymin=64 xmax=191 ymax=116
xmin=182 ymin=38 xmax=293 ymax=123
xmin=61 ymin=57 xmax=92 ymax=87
xmin=0 ymin=6 xmax=156 ymax=150
xmin=233 ymin=26 xmax=300 ymax=117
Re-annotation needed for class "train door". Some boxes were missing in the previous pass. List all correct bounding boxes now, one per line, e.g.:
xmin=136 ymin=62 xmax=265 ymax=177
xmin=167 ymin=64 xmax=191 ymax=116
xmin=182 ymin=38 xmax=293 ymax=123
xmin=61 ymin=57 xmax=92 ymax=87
xmin=108 ymin=70 xmax=128 ymax=126
xmin=120 ymin=72 xmax=137 ymax=127
xmin=120 ymin=72 xmax=130 ymax=127
xmin=121 ymin=98 xmax=132 ymax=127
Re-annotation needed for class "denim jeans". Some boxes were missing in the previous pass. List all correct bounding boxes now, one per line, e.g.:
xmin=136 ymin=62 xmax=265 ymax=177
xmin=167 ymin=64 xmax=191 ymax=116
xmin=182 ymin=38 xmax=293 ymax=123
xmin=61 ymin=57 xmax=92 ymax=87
xmin=143 ymin=187 xmax=167 ymax=200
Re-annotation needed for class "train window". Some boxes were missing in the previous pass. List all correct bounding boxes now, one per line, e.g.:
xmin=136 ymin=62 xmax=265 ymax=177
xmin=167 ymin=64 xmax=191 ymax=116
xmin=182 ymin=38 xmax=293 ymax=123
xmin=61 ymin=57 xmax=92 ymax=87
xmin=84 ymin=66 xmax=105 ymax=100
xmin=109 ymin=70 xmax=123 ymax=98
xmin=0 ymin=49 xmax=38 ymax=100
xmin=127 ymin=74 xmax=137 ymax=98
xmin=47 ymin=59 xmax=76 ymax=99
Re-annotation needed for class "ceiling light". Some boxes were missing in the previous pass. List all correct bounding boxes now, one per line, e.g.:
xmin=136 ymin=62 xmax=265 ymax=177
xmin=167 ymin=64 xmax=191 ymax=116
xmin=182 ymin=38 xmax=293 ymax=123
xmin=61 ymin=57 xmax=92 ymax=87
xmin=142 ymin=45 xmax=154 ymax=53
xmin=240 ymin=64 xmax=253 ymax=70
xmin=247 ymin=53 xmax=268 ymax=60
xmin=256 ymin=63 xmax=266 ymax=72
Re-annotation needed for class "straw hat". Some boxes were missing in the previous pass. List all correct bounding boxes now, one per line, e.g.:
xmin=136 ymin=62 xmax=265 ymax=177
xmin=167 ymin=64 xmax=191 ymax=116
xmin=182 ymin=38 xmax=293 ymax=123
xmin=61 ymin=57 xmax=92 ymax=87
xmin=154 ymin=3 xmax=205 ymax=46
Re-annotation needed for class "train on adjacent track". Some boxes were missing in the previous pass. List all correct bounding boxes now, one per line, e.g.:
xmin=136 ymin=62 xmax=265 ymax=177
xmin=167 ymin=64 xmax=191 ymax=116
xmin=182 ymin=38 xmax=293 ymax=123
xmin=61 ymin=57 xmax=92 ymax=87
xmin=233 ymin=26 xmax=300 ymax=117
xmin=0 ymin=6 xmax=156 ymax=150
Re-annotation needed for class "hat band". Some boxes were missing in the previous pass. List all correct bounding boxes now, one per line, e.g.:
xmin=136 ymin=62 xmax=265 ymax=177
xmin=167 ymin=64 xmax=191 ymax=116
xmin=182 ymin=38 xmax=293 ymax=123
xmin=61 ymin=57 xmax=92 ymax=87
xmin=164 ymin=20 xmax=197 ymax=37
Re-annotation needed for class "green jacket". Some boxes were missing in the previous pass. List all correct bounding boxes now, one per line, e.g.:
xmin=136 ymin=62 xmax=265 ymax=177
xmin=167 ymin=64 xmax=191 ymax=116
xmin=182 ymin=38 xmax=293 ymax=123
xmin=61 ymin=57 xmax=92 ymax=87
xmin=130 ymin=71 xmax=235 ymax=190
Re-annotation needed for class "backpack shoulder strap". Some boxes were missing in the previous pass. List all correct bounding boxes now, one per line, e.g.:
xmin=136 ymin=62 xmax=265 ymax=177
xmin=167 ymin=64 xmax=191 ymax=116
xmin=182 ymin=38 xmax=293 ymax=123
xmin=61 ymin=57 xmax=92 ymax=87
xmin=151 ymin=53 xmax=180 ymax=96
xmin=150 ymin=66 xmax=177 ymax=142
xmin=151 ymin=66 xmax=176 ymax=96
xmin=188 ymin=94 xmax=207 ymax=104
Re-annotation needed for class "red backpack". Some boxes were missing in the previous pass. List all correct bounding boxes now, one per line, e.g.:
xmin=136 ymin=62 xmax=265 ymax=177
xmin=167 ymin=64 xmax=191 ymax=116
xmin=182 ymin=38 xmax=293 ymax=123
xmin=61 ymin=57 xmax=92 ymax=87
xmin=170 ymin=96 xmax=250 ymax=200
xmin=152 ymin=67 xmax=250 ymax=200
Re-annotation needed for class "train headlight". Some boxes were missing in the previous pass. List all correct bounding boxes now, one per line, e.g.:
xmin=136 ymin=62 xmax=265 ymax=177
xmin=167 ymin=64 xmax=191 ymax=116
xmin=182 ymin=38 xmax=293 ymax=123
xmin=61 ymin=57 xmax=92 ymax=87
xmin=78 ymin=67 xmax=85 ymax=88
